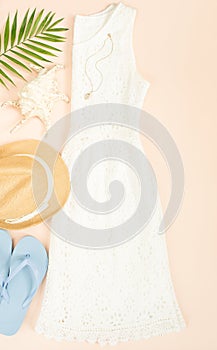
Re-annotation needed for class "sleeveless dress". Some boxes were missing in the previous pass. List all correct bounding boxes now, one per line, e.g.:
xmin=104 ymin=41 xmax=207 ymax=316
xmin=36 ymin=3 xmax=186 ymax=345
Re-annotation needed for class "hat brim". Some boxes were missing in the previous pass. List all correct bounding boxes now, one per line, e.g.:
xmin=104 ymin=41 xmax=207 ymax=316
xmin=0 ymin=139 xmax=70 ymax=230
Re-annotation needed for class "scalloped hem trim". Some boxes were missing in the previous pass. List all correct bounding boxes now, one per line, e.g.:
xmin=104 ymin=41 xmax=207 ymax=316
xmin=35 ymin=318 xmax=186 ymax=346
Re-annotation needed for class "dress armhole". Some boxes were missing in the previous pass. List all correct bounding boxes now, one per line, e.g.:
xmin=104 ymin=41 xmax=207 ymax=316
xmin=129 ymin=8 xmax=151 ymax=93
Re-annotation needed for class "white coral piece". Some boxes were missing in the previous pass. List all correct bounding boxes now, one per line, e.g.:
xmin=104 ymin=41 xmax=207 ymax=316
xmin=2 ymin=64 xmax=69 ymax=133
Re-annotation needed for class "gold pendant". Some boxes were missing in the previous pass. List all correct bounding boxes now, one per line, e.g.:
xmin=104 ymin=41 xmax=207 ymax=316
xmin=84 ymin=92 xmax=91 ymax=100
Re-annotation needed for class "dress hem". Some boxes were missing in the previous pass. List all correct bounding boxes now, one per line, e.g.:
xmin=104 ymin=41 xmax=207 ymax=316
xmin=35 ymin=317 xmax=186 ymax=346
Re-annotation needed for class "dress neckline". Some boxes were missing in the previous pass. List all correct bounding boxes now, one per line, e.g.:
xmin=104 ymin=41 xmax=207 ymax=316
xmin=73 ymin=2 xmax=124 ymax=46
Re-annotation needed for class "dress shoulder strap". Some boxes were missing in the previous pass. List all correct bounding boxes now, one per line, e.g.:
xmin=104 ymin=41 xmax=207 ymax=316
xmin=115 ymin=4 xmax=150 ymax=97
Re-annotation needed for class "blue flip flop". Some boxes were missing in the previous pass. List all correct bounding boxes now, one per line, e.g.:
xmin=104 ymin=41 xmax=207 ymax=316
xmin=0 ymin=236 xmax=48 ymax=336
xmin=0 ymin=229 xmax=12 ymax=296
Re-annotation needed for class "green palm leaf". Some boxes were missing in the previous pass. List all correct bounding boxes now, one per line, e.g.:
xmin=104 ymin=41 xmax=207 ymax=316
xmin=36 ymin=11 xmax=52 ymax=34
xmin=4 ymin=53 xmax=32 ymax=72
xmin=4 ymin=15 xmax=10 ymax=51
xmin=29 ymin=9 xmax=44 ymax=37
xmin=47 ymin=18 xmax=64 ymax=29
xmin=0 ymin=68 xmax=15 ymax=85
xmin=23 ymin=43 xmax=57 ymax=56
xmin=43 ymin=13 xmax=56 ymax=31
xmin=17 ymin=9 xmax=29 ymax=44
xmin=23 ymin=8 xmax=36 ymax=41
xmin=11 ymin=49 xmax=44 ymax=68
xmin=47 ymin=28 xmax=68 ymax=32
xmin=0 ymin=77 xmax=8 ymax=89
xmin=17 ymin=47 xmax=51 ymax=62
xmin=28 ymin=39 xmax=61 ymax=52
xmin=39 ymin=33 xmax=66 ymax=40
xmin=0 ymin=9 xmax=68 ymax=88
xmin=11 ymin=11 xmax=18 ymax=47
xmin=35 ymin=35 xmax=66 ymax=43
xmin=0 ymin=60 xmax=26 ymax=80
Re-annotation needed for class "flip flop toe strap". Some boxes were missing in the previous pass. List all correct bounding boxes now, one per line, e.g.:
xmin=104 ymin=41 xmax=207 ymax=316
xmin=0 ymin=271 xmax=5 ymax=287
xmin=0 ymin=271 xmax=7 ymax=303
xmin=0 ymin=254 xmax=40 ymax=308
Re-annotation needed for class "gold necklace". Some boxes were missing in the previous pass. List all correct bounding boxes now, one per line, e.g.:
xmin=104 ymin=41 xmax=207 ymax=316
xmin=84 ymin=33 xmax=114 ymax=100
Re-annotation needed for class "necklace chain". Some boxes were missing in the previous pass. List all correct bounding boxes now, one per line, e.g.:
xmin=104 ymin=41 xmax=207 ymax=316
xmin=84 ymin=33 xmax=114 ymax=99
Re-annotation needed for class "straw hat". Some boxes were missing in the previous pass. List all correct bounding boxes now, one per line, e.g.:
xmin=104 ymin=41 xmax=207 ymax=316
xmin=0 ymin=139 xmax=70 ymax=230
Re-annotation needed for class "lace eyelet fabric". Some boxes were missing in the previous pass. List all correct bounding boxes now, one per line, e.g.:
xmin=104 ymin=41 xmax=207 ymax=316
xmin=35 ymin=2 xmax=186 ymax=345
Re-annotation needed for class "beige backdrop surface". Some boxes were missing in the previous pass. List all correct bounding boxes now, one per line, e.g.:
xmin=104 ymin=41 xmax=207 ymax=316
xmin=0 ymin=1 xmax=216 ymax=349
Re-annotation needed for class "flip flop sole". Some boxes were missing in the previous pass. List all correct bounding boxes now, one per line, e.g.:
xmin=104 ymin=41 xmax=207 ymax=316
xmin=0 ymin=230 xmax=12 ymax=285
xmin=0 ymin=236 xmax=48 ymax=336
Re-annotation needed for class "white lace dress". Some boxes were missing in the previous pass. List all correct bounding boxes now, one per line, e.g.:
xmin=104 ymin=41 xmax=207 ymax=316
xmin=36 ymin=2 xmax=186 ymax=345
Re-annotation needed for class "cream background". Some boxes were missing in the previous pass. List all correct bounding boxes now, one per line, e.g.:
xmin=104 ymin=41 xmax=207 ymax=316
xmin=0 ymin=0 xmax=216 ymax=349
